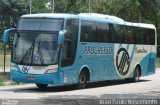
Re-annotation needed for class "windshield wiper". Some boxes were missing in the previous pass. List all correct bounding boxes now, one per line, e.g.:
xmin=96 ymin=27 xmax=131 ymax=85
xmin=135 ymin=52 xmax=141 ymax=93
xmin=37 ymin=40 xmax=44 ymax=64
xmin=20 ymin=38 xmax=35 ymax=64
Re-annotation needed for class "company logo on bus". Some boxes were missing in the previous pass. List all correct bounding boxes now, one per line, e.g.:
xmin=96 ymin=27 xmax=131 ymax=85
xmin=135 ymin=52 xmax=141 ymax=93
xmin=22 ymin=66 xmax=30 ymax=73
xmin=116 ymin=48 xmax=130 ymax=76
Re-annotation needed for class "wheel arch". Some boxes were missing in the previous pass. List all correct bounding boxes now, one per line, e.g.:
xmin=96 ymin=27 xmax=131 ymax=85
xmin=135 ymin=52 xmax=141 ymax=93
xmin=78 ymin=65 xmax=91 ymax=82
xmin=135 ymin=64 xmax=142 ymax=76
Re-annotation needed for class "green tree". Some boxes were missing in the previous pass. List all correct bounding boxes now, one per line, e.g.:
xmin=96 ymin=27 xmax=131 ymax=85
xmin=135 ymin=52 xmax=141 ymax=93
xmin=0 ymin=0 xmax=28 ymax=36
xmin=19 ymin=0 xmax=49 ymax=13
xmin=32 ymin=0 xmax=49 ymax=13
xmin=107 ymin=0 xmax=142 ymax=22
xmin=54 ymin=0 xmax=89 ymax=13
xmin=107 ymin=0 xmax=160 ymax=25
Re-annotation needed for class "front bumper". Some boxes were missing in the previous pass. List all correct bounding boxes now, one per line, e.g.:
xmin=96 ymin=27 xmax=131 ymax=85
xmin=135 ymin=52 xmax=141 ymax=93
xmin=10 ymin=70 xmax=62 ymax=85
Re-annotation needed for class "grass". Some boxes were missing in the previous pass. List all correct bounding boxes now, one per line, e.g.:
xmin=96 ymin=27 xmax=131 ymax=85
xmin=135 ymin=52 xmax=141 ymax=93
xmin=0 ymin=76 xmax=26 ymax=86
xmin=0 ymin=81 xmax=26 ymax=86
xmin=0 ymin=42 xmax=11 ymax=67
xmin=0 ymin=53 xmax=11 ymax=67
xmin=0 ymin=80 xmax=5 ymax=86
xmin=0 ymin=76 xmax=8 ymax=86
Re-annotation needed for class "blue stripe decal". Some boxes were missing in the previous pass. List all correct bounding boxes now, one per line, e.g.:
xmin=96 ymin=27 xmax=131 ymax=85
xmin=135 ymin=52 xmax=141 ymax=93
xmin=126 ymin=44 xmax=130 ymax=51
xmin=119 ymin=44 xmax=122 ymax=49
xmin=130 ymin=45 xmax=136 ymax=61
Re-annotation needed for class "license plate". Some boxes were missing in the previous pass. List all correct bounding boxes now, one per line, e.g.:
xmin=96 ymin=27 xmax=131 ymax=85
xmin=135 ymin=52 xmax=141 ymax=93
xmin=33 ymin=66 xmax=46 ymax=70
xmin=27 ymin=77 xmax=35 ymax=80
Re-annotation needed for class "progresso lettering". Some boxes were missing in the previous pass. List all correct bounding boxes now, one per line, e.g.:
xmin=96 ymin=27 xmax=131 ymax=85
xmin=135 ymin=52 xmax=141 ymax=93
xmin=84 ymin=46 xmax=112 ymax=55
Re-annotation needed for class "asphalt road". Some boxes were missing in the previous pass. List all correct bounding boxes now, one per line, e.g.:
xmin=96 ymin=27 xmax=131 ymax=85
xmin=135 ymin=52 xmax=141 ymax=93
xmin=0 ymin=69 xmax=160 ymax=105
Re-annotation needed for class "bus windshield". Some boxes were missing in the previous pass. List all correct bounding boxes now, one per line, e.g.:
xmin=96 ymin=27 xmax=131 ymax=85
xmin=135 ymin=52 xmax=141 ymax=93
xmin=12 ymin=32 xmax=59 ymax=66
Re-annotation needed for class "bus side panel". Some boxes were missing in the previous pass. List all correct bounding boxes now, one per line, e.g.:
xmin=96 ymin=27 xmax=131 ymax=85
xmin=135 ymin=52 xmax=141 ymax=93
xmin=113 ymin=44 xmax=156 ymax=79
xmin=147 ymin=45 xmax=157 ymax=75
xmin=59 ymin=65 xmax=79 ymax=84
xmin=138 ymin=52 xmax=156 ymax=76
xmin=147 ymin=53 xmax=156 ymax=75
xmin=134 ymin=45 xmax=156 ymax=76
xmin=77 ymin=43 xmax=99 ymax=81
xmin=114 ymin=44 xmax=137 ymax=79
xmin=77 ymin=42 xmax=121 ymax=81
xmin=77 ymin=42 xmax=156 ymax=82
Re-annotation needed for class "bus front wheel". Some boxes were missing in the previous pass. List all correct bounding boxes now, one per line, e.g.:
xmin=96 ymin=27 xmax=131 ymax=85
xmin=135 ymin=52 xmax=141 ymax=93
xmin=36 ymin=84 xmax=48 ymax=89
xmin=77 ymin=71 xmax=87 ymax=89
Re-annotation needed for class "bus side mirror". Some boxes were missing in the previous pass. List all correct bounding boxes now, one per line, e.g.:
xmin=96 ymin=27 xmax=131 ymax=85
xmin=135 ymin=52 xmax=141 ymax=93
xmin=3 ymin=28 xmax=15 ymax=43
xmin=58 ymin=30 xmax=66 ymax=45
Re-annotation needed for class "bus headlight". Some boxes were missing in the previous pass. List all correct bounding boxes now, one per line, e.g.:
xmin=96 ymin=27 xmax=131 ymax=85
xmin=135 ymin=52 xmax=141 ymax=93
xmin=45 ymin=69 xmax=58 ymax=74
xmin=10 ymin=65 xmax=18 ymax=71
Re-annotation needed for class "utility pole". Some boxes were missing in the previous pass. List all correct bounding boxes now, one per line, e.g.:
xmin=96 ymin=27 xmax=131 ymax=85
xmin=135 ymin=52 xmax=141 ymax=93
xmin=30 ymin=0 xmax=32 ymax=14
xmin=89 ymin=0 xmax=91 ymax=13
xmin=3 ymin=43 xmax=6 ymax=73
xmin=52 ymin=0 xmax=54 ymax=13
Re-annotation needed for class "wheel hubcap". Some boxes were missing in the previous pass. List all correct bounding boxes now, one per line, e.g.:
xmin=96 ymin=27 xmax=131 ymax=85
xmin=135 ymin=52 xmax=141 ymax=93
xmin=135 ymin=69 xmax=140 ymax=81
xmin=80 ymin=75 xmax=85 ymax=84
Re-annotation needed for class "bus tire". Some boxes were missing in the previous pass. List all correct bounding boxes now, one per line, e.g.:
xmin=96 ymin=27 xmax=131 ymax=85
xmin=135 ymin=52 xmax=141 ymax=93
xmin=36 ymin=84 xmax=48 ymax=89
xmin=132 ymin=67 xmax=141 ymax=82
xmin=76 ymin=71 xmax=87 ymax=89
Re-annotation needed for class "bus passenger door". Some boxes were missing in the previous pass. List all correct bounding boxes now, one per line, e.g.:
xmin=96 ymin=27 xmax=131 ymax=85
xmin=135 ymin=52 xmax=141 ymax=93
xmin=60 ymin=19 xmax=79 ymax=84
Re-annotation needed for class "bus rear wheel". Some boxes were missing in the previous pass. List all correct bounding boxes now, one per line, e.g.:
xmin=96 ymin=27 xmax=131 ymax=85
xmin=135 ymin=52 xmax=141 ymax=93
xmin=36 ymin=84 xmax=48 ymax=89
xmin=77 ymin=71 xmax=87 ymax=89
xmin=132 ymin=67 xmax=141 ymax=82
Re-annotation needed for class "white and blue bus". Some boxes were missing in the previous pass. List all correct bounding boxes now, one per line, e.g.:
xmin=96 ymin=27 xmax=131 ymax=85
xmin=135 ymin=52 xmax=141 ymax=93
xmin=3 ymin=13 xmax=157 ymax=89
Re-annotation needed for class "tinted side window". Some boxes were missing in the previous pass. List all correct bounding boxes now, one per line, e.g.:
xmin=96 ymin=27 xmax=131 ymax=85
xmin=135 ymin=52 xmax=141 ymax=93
xmin=80 ymin=21 xmax=96 ymax=42
xmin=136 ymin=28 xmax=145 ymax=44
xmin=111 ymin=24 xmax=124 ymax=43
xmin=124 ymin=26 xmax=136 ymax=44
xmin=61 ymin=19 xmax=78 ymax=67
xmin=81 ymin=21 xmax=155 ymax=45
xmin=110 ymin=24 xmax=156 ymax=45
xmin=146 ymin=29 xmax=155 ymax=45
xmin=96 ymin=22 xmax=111 ymax=43
xmin=135 ymin=28 xmax=156 ymax=45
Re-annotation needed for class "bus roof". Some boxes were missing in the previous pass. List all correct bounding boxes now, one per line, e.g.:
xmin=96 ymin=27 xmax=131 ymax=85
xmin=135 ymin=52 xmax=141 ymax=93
xmin=78 ymin=13 xmax=156 ymax=29
xmin=124 ymin=22 xmax=156 ymax=29
xmin=21 ymin=13 xmax=78 ymax=19
xmin=21 ymin=13 xmax=156 ymax=29
xmin=79 ymin=13 xmax=124 ymax=21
